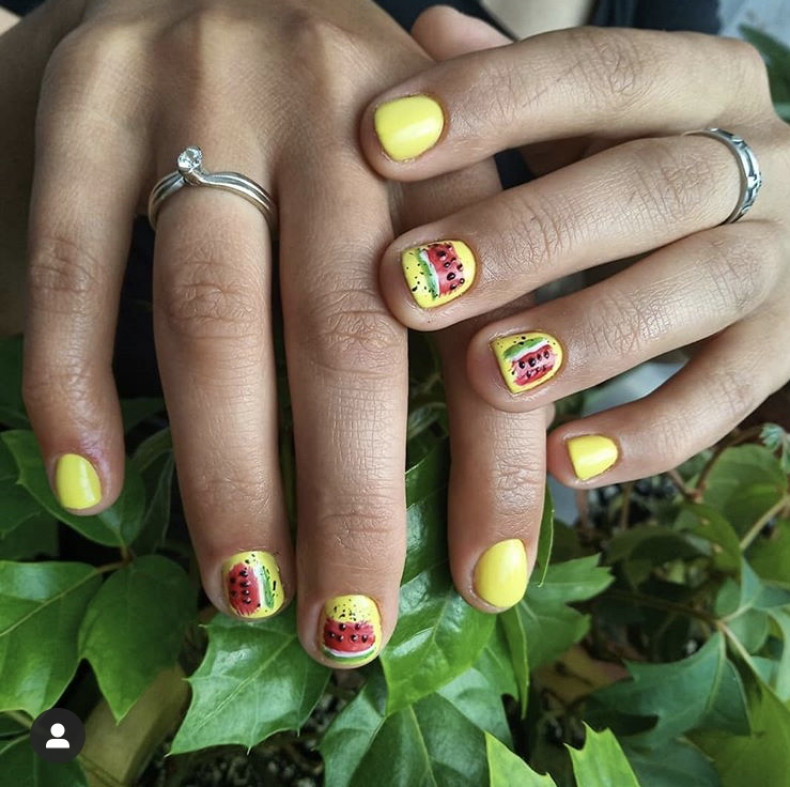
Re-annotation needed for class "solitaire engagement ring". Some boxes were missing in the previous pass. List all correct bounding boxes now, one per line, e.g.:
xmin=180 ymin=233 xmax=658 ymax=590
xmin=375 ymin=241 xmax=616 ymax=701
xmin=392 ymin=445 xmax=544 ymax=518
xmin=147 ymin=146 xmax=278 ymax=234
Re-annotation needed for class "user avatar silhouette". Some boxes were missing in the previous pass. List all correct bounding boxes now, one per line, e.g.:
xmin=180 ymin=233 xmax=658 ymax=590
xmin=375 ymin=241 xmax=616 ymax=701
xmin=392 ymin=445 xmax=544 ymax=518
xmin=45 ymin=722 xmax=70 ymax=749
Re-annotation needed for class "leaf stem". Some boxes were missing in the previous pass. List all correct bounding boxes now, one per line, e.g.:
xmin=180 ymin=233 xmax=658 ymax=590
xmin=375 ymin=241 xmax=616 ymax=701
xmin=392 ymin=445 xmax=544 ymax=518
xmin=618 ymin=481 xmax=635 ymax=530
xmin=695 ymin=426 xmax=766 ymax=497
xmin=97 ymin=560 xmax=126 ymax=574
xmin=739 ymin=494 xmax=790 ymax=552
xmin=665 ymin=469 xmax=695 ymax=502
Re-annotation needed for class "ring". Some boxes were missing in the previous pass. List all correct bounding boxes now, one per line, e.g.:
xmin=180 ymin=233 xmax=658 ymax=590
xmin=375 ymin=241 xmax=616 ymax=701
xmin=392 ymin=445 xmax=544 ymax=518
xmin=147 ymin=146 xmax=278 ymax=234
xmin=688 ymin=128 xmax=762 ymax=224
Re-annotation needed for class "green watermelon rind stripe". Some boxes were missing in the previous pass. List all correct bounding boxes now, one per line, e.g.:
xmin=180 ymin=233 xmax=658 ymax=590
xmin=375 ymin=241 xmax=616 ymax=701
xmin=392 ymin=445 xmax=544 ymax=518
xmin=503 ymin=337 xmax=549 ymax=362
xmin=416 ymin=248 xmax=440 ymax=299
xmin=260 ymin=565 xmax=275 ymax=609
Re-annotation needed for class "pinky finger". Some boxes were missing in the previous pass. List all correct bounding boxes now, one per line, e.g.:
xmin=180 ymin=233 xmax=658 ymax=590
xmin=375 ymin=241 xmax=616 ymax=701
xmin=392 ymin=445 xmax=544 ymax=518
xmin=547 ymin=311 xmax=790 ymax=486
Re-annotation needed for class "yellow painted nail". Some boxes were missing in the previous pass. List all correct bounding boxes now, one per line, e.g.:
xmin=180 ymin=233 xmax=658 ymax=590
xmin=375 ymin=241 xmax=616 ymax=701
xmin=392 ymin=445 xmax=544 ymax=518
xmin=55 ymin=454 xmax=101 ymax=510
xmin=474 ymin=539 xmax=528 ymax=609
xmin=222 ymin=551 xmax=285 ymax=619
xmin=374 ymin=95 xmax=445 ymax=161
xmin=320 ymin=595 xmax=382 ymax=666
xmin=567 ymin=435 xmax=619 ymax=481
xmin=491 ymin=332 xmax=563 ymax=393
xmin=401 ymin=240 xmax=475 ymax=308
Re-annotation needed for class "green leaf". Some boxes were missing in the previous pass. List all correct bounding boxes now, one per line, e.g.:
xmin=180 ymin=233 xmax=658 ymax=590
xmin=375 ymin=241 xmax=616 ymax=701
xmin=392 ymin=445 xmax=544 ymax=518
xmin=0 ymin=736 xmax=88 ymax=786
xmin=623 ymin=739 xmax=720 ymax=787
xmin=0 ymin=337 xmax=28 ymax=429
xmin=322 ymin=667 xmax=510 ymax=787
xmin=132 ymin=453 xmax=174 ymax=555
xmin=477 ymin=620 xmax=519 ymax=700
xmin=701 ymin=445 xmax=787 ymax=537
xmin=0 ymin=441 xmax=57 ymax=560
xmin=1 ymin=431 xmax=146 ymax=547
xmin=533 ymin=486 xmax=555 ymax=587
xmin=381 ymin=563 xmax=496 ymax=713
xmin=78 ymin=556 xmax=195 ymax=721
xmin=500 ymin=608 xmax=529 ymax=717
xmin=693 ymin=675 xmax=790 ymax=786
xmin=676 ymin=502 xmax=742 ymax=574
xmin=763 ymin=608 xmax=790 ymax=701
xmin=486 ymin=733 xmax=557 ymax=787
xmin=567 ymin=725 xmax=639 ymax=787
xmin=170 ymin=607 xmax=330 ymax=753
xmin=0 ymin=562 xmax=101 ymax=716
xmin=509 ymin=556 xmax=612 ymax=671
xmin=382 ymin=439 xmax=495 ymax=712
xmin=748 ymin=519 xmax=790 ymax=586
xmin=120 ymin=398 xmax=165 ymax=433
xmin=0 ymin=440 xmax=55 ymax=538
xmin=587 ymin=632 xmax=749 ymax=746
xmin=130 ymin=427 xmax=172 ymax=475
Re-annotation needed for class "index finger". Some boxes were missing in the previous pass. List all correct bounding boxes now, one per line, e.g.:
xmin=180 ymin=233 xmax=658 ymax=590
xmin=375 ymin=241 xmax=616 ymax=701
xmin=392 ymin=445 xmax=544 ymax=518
xmin=359 ymin=27 xmax=770 ymax=178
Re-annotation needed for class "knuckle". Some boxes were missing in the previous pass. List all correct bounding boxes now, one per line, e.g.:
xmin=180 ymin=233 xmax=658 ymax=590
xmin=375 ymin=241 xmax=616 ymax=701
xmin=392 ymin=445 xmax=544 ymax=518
xmin=160 ymin=258 xmax=263 ymax=341
xmin=707 ymin=363 xmax=760 ymax=425
xmin=317 ymin=503 xmax=400 ymax=565
xmin=726 ymin=38 xmax=772 ymax=107
xmin=301 ymin=289 xmax=404 ymax=376
xmin=498 ymin=192 xmax=571 ymax=285
xmin=585 ymin=286 xmax=669 ymax=359
xmin=571 ymin=28 xmax=650 ymax=111
xmin=698 ymin=232 xmax=774 ymax=317
xmin=23 ymin=362 xmax=95 ymax=417
xmin=625 ymin=139 xmax=722 ymax=227
xmin=28 ymin=235 xmax=105 ymax=316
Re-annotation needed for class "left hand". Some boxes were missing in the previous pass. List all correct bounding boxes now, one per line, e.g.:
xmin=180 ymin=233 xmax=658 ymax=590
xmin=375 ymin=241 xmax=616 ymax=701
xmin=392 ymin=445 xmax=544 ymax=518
xmin=359 ymin=12 xmax=790 ymax=487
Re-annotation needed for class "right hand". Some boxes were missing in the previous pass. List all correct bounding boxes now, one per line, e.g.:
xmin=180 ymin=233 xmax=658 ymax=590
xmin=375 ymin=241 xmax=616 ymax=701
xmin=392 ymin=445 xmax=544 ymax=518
xmin=19 ymin=0 xmax=548 ymax=668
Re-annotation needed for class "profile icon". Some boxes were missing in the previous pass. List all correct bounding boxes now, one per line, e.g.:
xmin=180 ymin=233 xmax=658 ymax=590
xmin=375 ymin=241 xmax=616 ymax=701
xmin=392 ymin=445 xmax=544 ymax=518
xmin=45 ymin=722 xmax=70 ymax=749
xmin=30 ymin=708 xmax=85 ymax=763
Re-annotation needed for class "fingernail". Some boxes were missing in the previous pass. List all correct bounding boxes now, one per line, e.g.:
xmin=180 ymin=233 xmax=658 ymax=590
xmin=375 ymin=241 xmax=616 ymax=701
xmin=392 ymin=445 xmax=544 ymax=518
xmin=474 ymin=539 xmax=528 ymax=609
xmin=222 ymin=551 xmax=285 ymax=619
xmin=374 ymin=95 xmax=445 ymax=161
xmin=54 ymin=454 xmax=101 ymax=510
xmin=401 ymin=240 xmax=476 ymax=308
xmin=320 ymin=595 xmax=382 ymax=665
xmin=567 ymin=435 xmax=619 ymax=481
xmin=491 ymin=332 xmax=563 ymax=393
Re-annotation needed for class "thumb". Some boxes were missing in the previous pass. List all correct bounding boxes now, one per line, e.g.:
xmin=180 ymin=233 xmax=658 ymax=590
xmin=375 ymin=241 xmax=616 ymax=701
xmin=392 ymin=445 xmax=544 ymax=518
xmin=411 ymin=5 xmax=512 ymax=61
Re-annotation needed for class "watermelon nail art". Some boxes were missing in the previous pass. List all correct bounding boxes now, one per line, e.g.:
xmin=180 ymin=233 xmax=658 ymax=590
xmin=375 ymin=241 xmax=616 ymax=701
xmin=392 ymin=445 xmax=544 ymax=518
xmin=401 ymin=240 xmax=476 ymax=308
xmin=320 ymin=595 xmax=381 ymax=666
xmin=222 ymin=551 xmax=284 ymax=619
xmin=492 ymin=332 xmax=563 ymax=393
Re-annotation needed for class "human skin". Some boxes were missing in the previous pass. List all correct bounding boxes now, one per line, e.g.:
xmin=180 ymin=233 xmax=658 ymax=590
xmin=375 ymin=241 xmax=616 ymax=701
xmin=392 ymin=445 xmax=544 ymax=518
xmin=9 ymin=0 xmax=552 ymax=668
xmin=362 ymin=8 xmax=790 ymax=489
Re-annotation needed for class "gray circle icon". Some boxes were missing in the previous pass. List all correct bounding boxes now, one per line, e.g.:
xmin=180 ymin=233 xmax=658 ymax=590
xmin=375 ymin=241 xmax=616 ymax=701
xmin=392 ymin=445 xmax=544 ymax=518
xmin=30 ymin=708 xmax=85 ymax=764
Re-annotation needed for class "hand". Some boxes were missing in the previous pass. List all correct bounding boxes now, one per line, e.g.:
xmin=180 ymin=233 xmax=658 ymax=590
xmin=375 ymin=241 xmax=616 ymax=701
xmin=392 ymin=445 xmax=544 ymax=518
xmin=20 ymin=0 xmax=543 ymax=671
xmin=360 ymin=10 xmax=790 ymax=488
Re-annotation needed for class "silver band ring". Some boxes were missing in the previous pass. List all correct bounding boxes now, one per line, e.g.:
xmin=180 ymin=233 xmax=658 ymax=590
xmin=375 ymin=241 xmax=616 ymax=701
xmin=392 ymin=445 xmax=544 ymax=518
xmin=147 ymin=146 xmax=278 ymax=234
xmin=688 ymin=128 xmax=762 ymax=224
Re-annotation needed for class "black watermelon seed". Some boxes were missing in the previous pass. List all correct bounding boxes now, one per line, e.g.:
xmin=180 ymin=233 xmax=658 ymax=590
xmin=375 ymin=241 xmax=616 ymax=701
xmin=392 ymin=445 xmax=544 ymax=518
xmin=355 ymin=623 xmax=361 ymax=630
xmin=339 ymin=623 xmax=346 ymax=631
xmin=351 ymin=634 xmax=358 ymax=641
xmin=272 ymin=581 xmax=277 ymax=591
xmin=362 ymin=635 xmax=368 ymax=642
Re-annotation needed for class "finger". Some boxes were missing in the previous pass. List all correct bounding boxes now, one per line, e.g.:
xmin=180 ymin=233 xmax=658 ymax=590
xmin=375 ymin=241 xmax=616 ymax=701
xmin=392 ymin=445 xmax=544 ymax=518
xmin=279 ymin=151 xmax=406 ymax=668
xmin=412 ymin=9 xmax=544 ymax=612
xmin=463 ymin=220 xmax=781 ymax=412
xmin=547 ymin=303 xmax=790 ymax=485
xmin=152 ymin=141 xmax=292 ymax=621
xmin=23 ymin=40 xmax=148 ymax=514
xmin=360 ymin=28 xmax=770 ymax=176
xmin=411 ymin=5 xmax=511 ymax=59
xmin=379 ymin=133 xmax=751 ymax=330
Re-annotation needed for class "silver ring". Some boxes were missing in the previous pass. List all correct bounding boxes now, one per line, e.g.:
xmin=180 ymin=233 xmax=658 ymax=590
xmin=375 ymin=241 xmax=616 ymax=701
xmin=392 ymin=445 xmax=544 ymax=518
xmin=688 ymin=128 xmax=762 ymax=224
xmin=147 ymin=146 xmax=278 ymax=234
